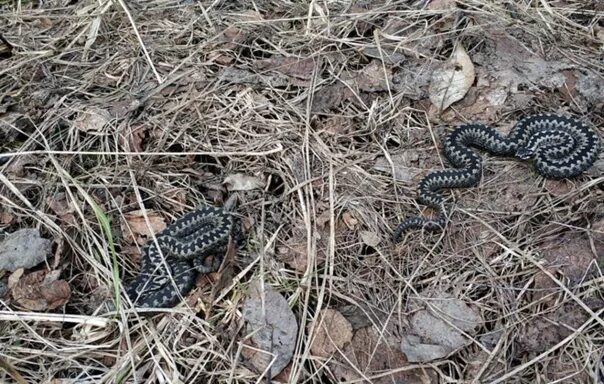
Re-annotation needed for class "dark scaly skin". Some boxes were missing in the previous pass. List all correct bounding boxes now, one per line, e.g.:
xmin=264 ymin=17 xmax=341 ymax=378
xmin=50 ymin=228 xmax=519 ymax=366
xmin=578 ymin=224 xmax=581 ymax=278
xmin=126 ymin=205 xmax=236 ymax=308
xmin=393 ymin=113 xmax=600 ymax=243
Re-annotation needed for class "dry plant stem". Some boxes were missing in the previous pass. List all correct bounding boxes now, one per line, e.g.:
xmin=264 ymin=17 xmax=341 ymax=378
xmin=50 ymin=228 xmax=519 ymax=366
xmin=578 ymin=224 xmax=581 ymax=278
xmin=1 ymin=0 xmax=603 ymax=382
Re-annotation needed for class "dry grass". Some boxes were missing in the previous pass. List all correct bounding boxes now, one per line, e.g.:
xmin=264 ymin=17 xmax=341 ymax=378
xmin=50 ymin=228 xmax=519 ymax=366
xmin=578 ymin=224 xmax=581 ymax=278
xmin=0 ymin=0 xmax=603 ymax=383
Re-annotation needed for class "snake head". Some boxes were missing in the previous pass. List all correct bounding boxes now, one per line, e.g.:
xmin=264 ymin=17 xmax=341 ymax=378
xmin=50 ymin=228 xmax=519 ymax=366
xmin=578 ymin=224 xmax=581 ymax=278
xmin=516 ymin=147 xmax=535 ymax=160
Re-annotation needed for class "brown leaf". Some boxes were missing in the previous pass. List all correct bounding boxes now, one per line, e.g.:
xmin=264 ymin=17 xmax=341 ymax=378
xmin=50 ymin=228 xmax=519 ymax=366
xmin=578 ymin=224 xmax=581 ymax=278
xmin=47 ymin=192 xmax=77 ymax=225
xmin=0 ymin=210 xmax=15 ymax=225
xmin=255 ymin=57 xmax=318 ymax=80
xmin=73 ymin=106 xmax=112 ymax=134
xmin=456 ymin=164 xmax=539 ymax=214
xmin=444 ymin=221 xmax=500 ymax=259
xmin=342 ymin=212 xmax=358 ymax=230
xmin=121 ymin=210 xmax=166 ymax=245
xmin=533 ymin=232 xmax=596 ymax=301
xmin=276 ymin=232 xmax=327 ymax=272
xmin=331 ymin=326 xmax=437 ymax=383
xmin=5 ymin=154 xmax=37 ymax=178
xmin=516 ymin=301 xmax=603 ymax=355
xmin=309 ymin=309 xmax=353 ymax=357
xmin=442 ymin=68 xmax=508 ymax=122
xmin=11 ymin=270 xmax=71 ymax=311
xmin=315 ymin=210 xmax=331 ymax=230
xmin=317 ymin=116 xmax=352 ymax=136
xmin=311 ymin=84 xmax=354 ymax=113
xmin=272 ymin=362 xmax=293 ymax=383
xmin=118 ymin=124 xmax=145 ymax=152
xmin=543 ymin=354 xmax=595 ymax=382
xmin=429 ymin=44 xmax=475 ymax=111
xmin=354 ymin=60 xmax=392 ymax=92
xmin=543 ymin=179 xmax=575 ymax=197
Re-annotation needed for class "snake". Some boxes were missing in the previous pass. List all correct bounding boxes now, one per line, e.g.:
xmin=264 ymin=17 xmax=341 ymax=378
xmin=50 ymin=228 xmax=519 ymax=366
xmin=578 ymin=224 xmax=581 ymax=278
xmin=393 ymin=113 xmax=600 ymax=243
xmin=126 ymin=205 xmax=236 ymax=308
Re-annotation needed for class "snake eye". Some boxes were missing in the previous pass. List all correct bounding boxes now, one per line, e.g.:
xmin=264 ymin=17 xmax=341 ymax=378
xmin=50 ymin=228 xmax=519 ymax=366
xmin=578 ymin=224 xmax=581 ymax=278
xmin=516 ymin=147 xmax=535 ymax=160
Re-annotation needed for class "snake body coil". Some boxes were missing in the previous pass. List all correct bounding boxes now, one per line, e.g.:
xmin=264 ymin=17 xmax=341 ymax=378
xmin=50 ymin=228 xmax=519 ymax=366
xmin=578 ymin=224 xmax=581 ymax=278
xmin=126 ymin=205 xmax=235 ymax=308
xmin=393 ymin=113 xmax=600 ymax=242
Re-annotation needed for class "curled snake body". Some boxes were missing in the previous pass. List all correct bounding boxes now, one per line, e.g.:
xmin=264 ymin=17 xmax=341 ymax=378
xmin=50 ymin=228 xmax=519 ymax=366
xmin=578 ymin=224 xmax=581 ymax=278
xmin=393 ymin=114 xmax=600 ymax=242
xmin=126 ymin=205 xmax=235 ymax=308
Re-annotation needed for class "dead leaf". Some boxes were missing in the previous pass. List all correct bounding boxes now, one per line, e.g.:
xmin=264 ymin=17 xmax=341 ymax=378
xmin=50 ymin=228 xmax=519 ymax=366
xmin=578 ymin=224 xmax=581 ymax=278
xmin=11 ymin=270 xmax=71 ymax=311
xmin=241 ymin=280 xmax=298 ymax=378
xmin=0 ymin=112 xmax=23 ymax=143
xmin=121 ymin=210 xmax=166 ymax=245
xmin=576 ymin=70 xmax=604 ymax=105
xmin=272 ymin=363 xmax=293 ymax=383
xmin=342 ymin=212 xmax=358 ymax=230
xmin=0 ymin=210 xmax=15 ymax=225
xmin=373 ymin=152 xmax=423 ymax=182
xmin=360 ymin=231 xmax=381 ymax=248
xmin=276 ymin=234 xmax=327 ymax=272
xmin=331 ymin=326 xmax=437 ymax=384
xmin=473 ymin=28 xmax=583 ymax=108
xmin=349 ymin=5 xmax=373 ymax=35
xmin=543 ymin=179 xmax=575 ymax=197
xmin=221 ymin=67 xmax=290 ymax=88
xmin=463 ymin=349 xmax=505 ymax=381
xmin=309 ymin=309 xmax=353 ymax=357
xmin=391 ymin=58 xmax=434 ymax=100
xmin=47 ymin=192 xmax=77 ymax=225
xmin=211 ymin=27 xmax=246 ymax=65
xmin=311 ymin=84 xmax=354 ymax=113
xmin=445 ymin=222 xmax=500 ymax=259
xmin=317 ymin=116 xmax=352 ymax=136
xmin=516 ymin=300 xmax=603 ymax=355
xmin=255 ymin=57 xmax=317 ymax=80
xmin=402 ymin=290 xmax=483 ymax=362
xmin=315 ymin=210 xmax=331 ymax=229
xmin=118 ymin=124 xmax=145 ymax=152
xmin=543 ymin=354 xmax=593 ymax=383
xmin=354 ymin=60 xmax=392 ymax=92
xmin=223 ymin=173 xmax=265 ymax=191
xmin=359 ymin=47 xmax=405 ymax=65
xmin=427 ymin=0 xmax=457 ymax=10
xmin=440 ymin=67 xmax=508 ymax=122
xmin=587 ymin=158 xmax=604 ymax=178
xmin=0 ymin=228 xmax=52 ymax=271
xmin=532 ymin=232 xmax=596 ymax=302
xmin=429 ymin=44 xmax=475 ymax=111
xmin=73 ymin=106 xmax=112 ymax=134
xmin=400 ymin=334 xmax=450 ymax=363
xmin=8 ymin=269 xmax=24 ymax=289
xmin=5 ymin=154 xmax=38 ymax=178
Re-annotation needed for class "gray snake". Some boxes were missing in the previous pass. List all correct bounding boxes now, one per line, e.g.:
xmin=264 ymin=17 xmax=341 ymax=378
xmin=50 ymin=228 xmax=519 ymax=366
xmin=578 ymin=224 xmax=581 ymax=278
xmin=393 ymin=113 xmax=600 ymax=242
xmin=126 ymin=205 xmax=235 ymax=308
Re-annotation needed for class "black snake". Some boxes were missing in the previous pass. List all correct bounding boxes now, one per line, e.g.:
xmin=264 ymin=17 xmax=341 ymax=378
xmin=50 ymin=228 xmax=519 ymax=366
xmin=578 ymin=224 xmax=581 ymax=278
xmin=126 ymin=205 xmax=236 ymax=308
xmin=393 ymin=113 xmax=600 ymax=242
